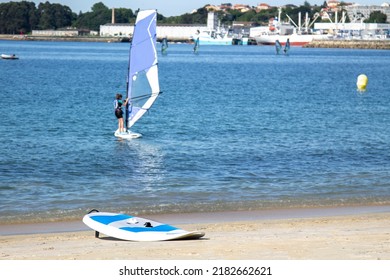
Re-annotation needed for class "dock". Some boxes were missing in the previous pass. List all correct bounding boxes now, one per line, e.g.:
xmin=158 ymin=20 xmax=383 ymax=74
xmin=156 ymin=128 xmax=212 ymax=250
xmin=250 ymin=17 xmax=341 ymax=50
xmin=304 ymin=39 xmax=390 ymax=50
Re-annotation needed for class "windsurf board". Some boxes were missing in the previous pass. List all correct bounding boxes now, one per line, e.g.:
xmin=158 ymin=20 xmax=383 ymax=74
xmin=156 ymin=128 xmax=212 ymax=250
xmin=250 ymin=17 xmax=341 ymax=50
xmin=114 ymin=129 xmax=142 ymax=139
xmin=83 ymin=211 xmax=205 ymax=241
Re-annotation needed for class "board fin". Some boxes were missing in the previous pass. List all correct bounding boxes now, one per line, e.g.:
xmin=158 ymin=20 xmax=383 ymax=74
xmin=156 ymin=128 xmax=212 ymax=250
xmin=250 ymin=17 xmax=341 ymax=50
xmin=87 ymin=209 xmax=100 ymax=238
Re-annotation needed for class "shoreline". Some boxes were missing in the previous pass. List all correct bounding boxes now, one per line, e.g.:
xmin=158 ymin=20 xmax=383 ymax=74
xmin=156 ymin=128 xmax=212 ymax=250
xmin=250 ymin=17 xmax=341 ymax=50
xmin=1 ymin=198 xmax=389 ymax=226
xmin=2 ymin=34 xmax=390 ymax=49
xmin=1 ymin=204 xmax=389 ymax=236
xmin=0 ymin=34 xmax=125 ymax=43
xmin=0 ymin=34 xmax=192 ymax=43
xmin=1 ymin=207 xmax=389 ymax=259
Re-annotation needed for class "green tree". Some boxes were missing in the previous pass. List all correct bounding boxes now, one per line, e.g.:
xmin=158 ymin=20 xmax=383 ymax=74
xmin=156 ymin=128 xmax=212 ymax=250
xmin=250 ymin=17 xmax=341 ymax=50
xmin=114 ymin=8 xmax=134 ymax=23
xmin=364 ymin=11 xmax=387 ymax=23
xmin=91 ymin=2 xmax=108 ymax=13
xmin=0 ymin=1 xmax=38 ymax=34
xmin=73 ymin=2 xmax=111 ymax=30
xmin=37 ymin=1 xmax=75 ymax=29
xmin=237 ymin=10 xmax=258 ymax=22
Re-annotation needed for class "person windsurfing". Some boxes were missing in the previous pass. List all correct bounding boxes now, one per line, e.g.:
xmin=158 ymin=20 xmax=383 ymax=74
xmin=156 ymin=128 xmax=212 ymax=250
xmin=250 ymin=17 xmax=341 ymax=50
xmin=114 ymin=93 xmax=129 ymax=134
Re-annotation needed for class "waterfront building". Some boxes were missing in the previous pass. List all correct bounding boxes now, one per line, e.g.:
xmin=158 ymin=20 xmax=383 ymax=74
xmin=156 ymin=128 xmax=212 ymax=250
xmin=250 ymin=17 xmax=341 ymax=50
xmin=99 ymin=23 xmax=205 ymax=41
xmin=314 ymin=22 xmax=390 ymax=39
xmin=344 ymin=3 xmax=390 ymax=23
xmin=32 ymin=29 xmax=97 ymax=37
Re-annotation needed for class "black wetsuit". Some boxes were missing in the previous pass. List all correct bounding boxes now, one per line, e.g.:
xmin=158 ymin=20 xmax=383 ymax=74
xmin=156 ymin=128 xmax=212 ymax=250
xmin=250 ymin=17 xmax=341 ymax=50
xmin=114 ymin=99 xmax=123 ymax=119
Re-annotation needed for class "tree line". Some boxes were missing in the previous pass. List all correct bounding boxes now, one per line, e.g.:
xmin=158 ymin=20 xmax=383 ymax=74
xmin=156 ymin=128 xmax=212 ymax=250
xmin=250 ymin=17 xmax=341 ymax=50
xmin=0 ymin=1 xmax=387 ymax=35
xmin=0 ymin=1 xmax=135 ymax=34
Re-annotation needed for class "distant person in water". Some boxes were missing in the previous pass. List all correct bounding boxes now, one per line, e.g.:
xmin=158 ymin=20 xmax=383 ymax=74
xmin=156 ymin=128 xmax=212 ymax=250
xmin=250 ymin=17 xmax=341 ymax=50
xmin=114 ymin=93 xmax=129 ymax=133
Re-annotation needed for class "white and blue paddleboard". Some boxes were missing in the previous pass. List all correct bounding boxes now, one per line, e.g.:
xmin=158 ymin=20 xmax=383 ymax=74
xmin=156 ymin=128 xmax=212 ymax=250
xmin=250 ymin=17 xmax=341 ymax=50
xmin=83 ymin=211 xmax=205 ymax=241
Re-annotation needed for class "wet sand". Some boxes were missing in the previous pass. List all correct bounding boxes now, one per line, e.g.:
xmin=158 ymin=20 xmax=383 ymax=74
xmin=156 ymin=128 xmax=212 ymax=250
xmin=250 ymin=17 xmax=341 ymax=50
xmin=1 ymin=206 xmax=389 ymax=260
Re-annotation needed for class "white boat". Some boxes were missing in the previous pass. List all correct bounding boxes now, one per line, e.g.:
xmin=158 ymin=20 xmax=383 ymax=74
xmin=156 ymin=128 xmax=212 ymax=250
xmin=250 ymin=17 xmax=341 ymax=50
xmin=191 ymin=29 xmax=233 ymax=46
xmin=255 ymin=32 xmax=329 ymax=46
xmin=254 ymin=8 xmax=330 ymax=46
xmin=1 ymin=54 xmax=18 ymax=60
xmin=190 ymin=12 xmax=235 ymax=46
xmin=114 ymin=9 xmax=161 ymax=139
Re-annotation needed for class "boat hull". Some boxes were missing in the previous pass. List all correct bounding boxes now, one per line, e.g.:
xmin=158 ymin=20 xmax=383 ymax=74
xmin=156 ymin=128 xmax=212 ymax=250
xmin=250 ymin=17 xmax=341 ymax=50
xmin=255 ymin=34 xmax=329 ymax=46
xmin=191 ymin=30 xmax=234 ymax=46
xmin=197 ymin=37 xmax=232 ymax=45
xmin=1 ymin=54 xmax=18 ymax=59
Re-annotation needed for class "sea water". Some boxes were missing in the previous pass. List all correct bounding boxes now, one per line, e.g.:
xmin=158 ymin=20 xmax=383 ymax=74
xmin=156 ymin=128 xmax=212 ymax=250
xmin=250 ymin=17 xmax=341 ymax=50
xmin=0 ymin=40 xmax=390 ymax=223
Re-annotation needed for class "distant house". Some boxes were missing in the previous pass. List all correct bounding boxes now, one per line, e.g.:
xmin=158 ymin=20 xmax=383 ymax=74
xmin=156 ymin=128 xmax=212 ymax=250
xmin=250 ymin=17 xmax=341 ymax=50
xmin=233 ymin=4 xmax=251 ymax=12
xmin=327 ymin=0 xmax=340 ymax=9
xmin=220 ymin=3 xmax=233 ymax=10
xmin=257 ymin=3 xmax=271 ymax=11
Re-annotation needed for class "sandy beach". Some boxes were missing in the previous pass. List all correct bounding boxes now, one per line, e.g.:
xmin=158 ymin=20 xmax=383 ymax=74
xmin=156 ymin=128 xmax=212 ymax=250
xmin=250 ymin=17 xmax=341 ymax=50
xmin=1 ymin=207 xmax=389 ymax=260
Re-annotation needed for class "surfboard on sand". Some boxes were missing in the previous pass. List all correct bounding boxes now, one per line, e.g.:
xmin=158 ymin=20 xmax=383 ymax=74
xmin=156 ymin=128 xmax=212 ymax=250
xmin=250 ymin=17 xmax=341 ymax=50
xmin=82 ymin=211 xmax=205 ymax=242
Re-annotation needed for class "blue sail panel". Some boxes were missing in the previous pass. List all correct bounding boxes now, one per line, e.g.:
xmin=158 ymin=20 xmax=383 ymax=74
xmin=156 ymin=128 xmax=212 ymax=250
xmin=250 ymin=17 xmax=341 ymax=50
xmin=193 ymin=37 xmax=199 ymax=53
xmin=275 ymin=39 xmax=282 ymax=54
xmin=161 ymin=37 xmax=168 ymax=54
xmin=284 ymin=38 xmax=290 ymax=54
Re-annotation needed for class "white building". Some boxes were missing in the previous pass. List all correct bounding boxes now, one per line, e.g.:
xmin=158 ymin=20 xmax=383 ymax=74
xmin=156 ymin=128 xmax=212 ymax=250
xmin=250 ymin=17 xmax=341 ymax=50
xmin=344 ymin=4 xmax=390 ymax=23
xmin=32 ymin=29 xmax=79 ymax=36
xmin=100 ymin=12 xmax=228 ymax=41
xmin=32 ymin=29 xmax=97 ymax=36
xmin=100 ymin=23 xmax=207 ymax=41
xmin=314 ymin=22 xmax=390 ymax=38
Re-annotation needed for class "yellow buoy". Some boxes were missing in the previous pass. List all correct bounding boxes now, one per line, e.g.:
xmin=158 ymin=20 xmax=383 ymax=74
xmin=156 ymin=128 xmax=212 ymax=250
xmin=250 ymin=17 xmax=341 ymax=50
xmin=356 ymin=74 xmax=368 ymax=92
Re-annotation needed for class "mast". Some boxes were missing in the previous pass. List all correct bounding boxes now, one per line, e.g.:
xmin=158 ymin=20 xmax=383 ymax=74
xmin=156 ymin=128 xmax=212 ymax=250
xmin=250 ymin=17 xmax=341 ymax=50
xmin=125 ymin=25 xmax=134 ymax=131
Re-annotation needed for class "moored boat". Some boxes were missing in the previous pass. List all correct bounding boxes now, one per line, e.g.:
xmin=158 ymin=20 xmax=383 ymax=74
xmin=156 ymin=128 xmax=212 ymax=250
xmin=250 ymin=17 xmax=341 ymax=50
xmin=253 ymin=7 xmax=330 ymax=46
xmin=1 ymin=54 xmax=19 ymax=59
xmin=191 ymin=29 xmax=233 ymax=46
xmin=190 ymin=12 xmax=235 ymax=46
xmin=255 ymin=33 xmax=330 ymax=46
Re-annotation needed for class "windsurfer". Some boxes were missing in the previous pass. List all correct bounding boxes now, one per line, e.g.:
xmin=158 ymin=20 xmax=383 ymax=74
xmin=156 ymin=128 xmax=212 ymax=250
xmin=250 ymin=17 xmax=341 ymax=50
xmin=114 ymin=93 xmax=129 ymax=134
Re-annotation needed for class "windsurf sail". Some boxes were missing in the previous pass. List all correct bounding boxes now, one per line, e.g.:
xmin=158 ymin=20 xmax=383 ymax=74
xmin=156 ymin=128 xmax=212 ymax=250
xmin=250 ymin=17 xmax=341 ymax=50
xmin=161 ymin=37 xmax=168 ymax=54
xmin=284 ymin=38 xmax=290 ymax=54
xmin=275 ymin=40 xmax=282 ymax=54
xmin=125 ymin=10 xmax=161 ymax=130
xmin=193 ymin=37 xmax=199 ymax=54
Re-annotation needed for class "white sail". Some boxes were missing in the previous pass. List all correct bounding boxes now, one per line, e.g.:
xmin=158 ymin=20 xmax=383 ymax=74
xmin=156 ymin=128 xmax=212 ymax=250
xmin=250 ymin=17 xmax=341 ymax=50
xmin=126 ymin=10 xmax=160 ymax=130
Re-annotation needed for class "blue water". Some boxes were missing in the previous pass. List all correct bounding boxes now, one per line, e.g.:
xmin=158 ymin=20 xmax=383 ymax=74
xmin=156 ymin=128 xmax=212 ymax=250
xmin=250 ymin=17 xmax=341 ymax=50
xmin=1 ymin=40 xmax=390 ymax=223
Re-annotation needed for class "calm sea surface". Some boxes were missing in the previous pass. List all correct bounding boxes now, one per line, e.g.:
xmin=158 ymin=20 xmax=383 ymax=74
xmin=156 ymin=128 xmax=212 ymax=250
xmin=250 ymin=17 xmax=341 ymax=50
xmin=0 ymin=40 xmax=390 ymax=223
